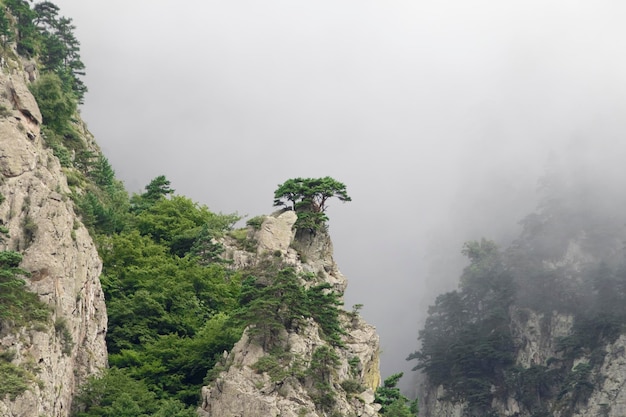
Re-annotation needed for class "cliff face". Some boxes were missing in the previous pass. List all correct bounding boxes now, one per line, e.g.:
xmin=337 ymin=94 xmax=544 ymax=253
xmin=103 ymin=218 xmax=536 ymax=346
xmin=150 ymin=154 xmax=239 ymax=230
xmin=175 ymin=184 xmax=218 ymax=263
xmin=421 ymin=312 xmax=626 ymax=417
xmin=419 ymin=235 xmax=626 ymax=417
xmin=199 ymin=210 xmax=383 ymax=417
xmin=0 ymin=59 xmax=107 ymax=416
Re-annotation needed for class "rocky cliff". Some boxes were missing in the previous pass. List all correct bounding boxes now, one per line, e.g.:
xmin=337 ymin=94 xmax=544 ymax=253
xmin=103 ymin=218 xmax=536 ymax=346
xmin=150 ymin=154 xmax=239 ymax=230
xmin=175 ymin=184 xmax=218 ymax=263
xmin=199 ymin=210 xmax=383 ymax=417
xmin=417 ymin=205 xmax=626 ymax=417
xmin=0 ymin=54 xmax=107 ymax=416
xmin=420 ymin=310 xmax=626 ymax=417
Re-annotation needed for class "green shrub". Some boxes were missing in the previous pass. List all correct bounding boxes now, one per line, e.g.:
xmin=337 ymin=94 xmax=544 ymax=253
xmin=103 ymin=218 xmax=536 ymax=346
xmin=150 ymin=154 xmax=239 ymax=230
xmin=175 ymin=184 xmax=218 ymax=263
xmin=54 ymin=317 xmax=74 ymax=356
xmin=0 ymin=361 xmax=35 ymax=400
xmin=252 ymin=353 xmax=290 ymax=383
xmin=348 ymin=356 xmax=361 ymax=377
xmin=246 ymin=215 xmax=265 ymax=230
xmin=375 ymin=373 xmax=418 ymax=416
xmin=42 ymin=128 xmax=73 ymax=167
xmin=340 ymin=379 xmax=364 ymax=394
xmin=64 ymin=168 xmax=85 ymax=187
xmin=0 ymin=104 xmax=12 ymax=118
xmin=310 ymin=381 xmax=336 ymax=412
xmin=29 ymin=73 xmax=77 ymax=137
xmin=21 ymin=215 xmax=37 ymax=246
xmin=0 ymin=249 xmax=49 ymax=327
xmin=306 ymin=283 xmax=345 ymax=346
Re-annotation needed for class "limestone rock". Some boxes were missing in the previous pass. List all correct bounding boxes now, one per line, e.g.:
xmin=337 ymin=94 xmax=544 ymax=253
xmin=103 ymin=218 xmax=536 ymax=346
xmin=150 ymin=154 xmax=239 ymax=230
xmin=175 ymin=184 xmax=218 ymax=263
xmin=0 ymin=57 xmax=107 ymax=417
xmin=3 ymin=75 xmax=43 ymax=125
xmin=200 ymin=214 xmax=382 ymax=417
xmin=256 ymin=210 xmax=296 ymax=254
xmin=570 ymin=335 xmax=626 ymax=417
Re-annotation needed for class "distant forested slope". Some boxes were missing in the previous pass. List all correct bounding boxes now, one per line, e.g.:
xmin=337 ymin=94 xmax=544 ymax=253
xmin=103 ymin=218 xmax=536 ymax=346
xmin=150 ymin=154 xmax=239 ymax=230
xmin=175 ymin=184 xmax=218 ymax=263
xmin=410 ymin=164 xmax=626 ymax=417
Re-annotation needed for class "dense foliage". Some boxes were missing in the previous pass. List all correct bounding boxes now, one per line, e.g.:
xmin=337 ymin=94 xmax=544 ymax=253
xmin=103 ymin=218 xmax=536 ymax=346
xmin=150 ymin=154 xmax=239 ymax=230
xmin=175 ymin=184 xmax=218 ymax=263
xmin=73 ymin=369 xmax=196 ymax=417
xmin=71 ymin=175 xmax=243 ymax=411
xmin=65 ymin=170 xmax=350 ymax=414
xmin=274 ymin=177 xmax=351 ymax=231
xmin=236 ymin=266 xmax=345 ymax=349
xmin=375 ymin=373 xmax=418 ymax=417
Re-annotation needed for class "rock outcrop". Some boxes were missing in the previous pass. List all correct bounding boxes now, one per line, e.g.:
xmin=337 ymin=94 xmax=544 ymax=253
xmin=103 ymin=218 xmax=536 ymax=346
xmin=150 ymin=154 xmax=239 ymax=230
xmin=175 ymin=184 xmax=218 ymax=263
xmin=200 ymin=211 xmax=382 ymax=417
xmin=0 ymin=54 xmax=107 ymax=416
xmin=418 ymin=233 xmax=626 ymax=417
xmin=420 ymin=312 xmax=626 ymax=417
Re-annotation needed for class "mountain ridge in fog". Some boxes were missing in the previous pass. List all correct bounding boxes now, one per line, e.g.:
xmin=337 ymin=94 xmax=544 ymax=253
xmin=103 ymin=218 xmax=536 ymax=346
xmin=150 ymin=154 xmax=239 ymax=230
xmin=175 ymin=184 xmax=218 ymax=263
xmin=411 ymin=149 xmax=626 ymax=416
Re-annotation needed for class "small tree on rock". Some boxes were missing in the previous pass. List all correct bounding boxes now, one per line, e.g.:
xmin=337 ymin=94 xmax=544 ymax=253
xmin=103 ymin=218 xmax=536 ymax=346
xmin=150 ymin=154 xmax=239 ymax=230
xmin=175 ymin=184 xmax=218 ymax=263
xmin=273 ymin=177 xmax=351 ymax=231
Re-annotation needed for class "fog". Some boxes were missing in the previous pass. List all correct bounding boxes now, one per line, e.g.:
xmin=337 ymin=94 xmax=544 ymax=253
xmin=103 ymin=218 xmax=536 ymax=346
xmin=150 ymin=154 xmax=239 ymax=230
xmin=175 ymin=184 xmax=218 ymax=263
xmin=53 ymin=0 xmax=626 ymax=391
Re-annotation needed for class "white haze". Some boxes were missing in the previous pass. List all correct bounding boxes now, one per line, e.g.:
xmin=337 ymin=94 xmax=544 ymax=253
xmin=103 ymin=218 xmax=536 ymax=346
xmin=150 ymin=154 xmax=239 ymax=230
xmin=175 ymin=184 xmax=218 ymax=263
xmin=53 ymin=0 xmax=626 ymax=392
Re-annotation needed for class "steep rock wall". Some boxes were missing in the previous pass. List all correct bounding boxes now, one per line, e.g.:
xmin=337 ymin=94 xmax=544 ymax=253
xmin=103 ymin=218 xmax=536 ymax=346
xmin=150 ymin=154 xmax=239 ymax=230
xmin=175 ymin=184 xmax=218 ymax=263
xmin=0 ymin=60 xmax=107 ymax=416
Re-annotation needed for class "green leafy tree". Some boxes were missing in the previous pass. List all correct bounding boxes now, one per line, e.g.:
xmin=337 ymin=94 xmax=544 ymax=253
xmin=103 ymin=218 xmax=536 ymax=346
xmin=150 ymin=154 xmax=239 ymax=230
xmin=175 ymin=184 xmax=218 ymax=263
xmin=110 ymin=313 xmax=241 ymax=405
xmin=0 ymin=248 xmax=49 ymax=327
xmin=5 ymin=0 xmax=38 ymax=56
xmin=132 ymin=194 xmax=238 ymax=256
xmin=307 ymin=345 xmax=341 ymax=412
xmin=33 ymin=1 xmax=60 ymax=29
xmin=306 ymin=282 xmax=345 ymax=346
xmin=236 ymin=268 xmax=308 ymax=349
xmin=88 ymin=155 xmax=115 ymax=188
xmin=0 ymin=8 xmax=14 ymax=45
xmin=73 ymin=368 xmax=196 ymax=417
xmin=375 ymin=373 xmax=418 ymax=416
xmin=29 ymin=72 xmax=77 ymax=137
xmin=188 ymin=224 xmax=225 ymax=265
xmin=130 ymin=175 xmax=174 ymax=213
xmin=33 ymin=2 xmax=87 ymax=101
xmin=51 ymin=16 xmax=87 ymax=99
xmin=273 ymin=177 xmax=351 ymax=231
xmin=77 ymin=184 xmax=129 ymax=236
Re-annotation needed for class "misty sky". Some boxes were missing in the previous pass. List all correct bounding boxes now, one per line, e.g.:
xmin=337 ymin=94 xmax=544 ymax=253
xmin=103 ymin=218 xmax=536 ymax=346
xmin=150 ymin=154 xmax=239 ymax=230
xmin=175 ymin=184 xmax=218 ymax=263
xmin=52 ymin=0 xmax=626 ymax=390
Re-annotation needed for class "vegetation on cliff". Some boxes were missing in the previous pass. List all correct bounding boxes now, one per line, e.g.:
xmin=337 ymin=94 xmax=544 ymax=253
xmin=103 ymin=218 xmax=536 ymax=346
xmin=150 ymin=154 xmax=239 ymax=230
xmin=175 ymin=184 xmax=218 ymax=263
xmin=410 ymin=169 xmax=626 ymax=417
xmin=274 ymin=176 xmax=351 ymax=232
xmin=69 ymin=174 xmax=364 ymax=415
xmin=375 ymin=373 xmax=419 ymax=417
xmin=0 ymin=226 xmax=50 ymax=400
xmin=0 ymin=2 xmax=397 ymax=415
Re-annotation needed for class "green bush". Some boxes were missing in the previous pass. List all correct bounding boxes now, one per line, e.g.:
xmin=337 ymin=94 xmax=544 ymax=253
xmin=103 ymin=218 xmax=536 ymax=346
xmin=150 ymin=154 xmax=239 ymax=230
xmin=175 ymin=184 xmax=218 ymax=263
xmin=348 ymin=356 xmax=361 ymax=377
xmin=0 ymin=249 xmax=49 ymax=328
xmin=310 ymin=381 xmax=336 ymax=412
xmin=54 ymin=317 xmax=74 ymax=356
xmin=21 ymin=215 xmax=38 ymax=246
xmin=246 ymin=215 xmax=265 ymax=230
xmin=42 ymin=128 xmax=73 ymax=167
xmin=306 ymin=283 xmax=344 ymax=346
xmin=252 ymin=353 xmax=290 ymax=383
xmin=29 ymin=73 xmax=77 ymax=137
xmin=340 ymin=379 xmax=364 ymax=394
xmin=73 ymin=368 xmax=196 ymax=417
xmin=0 ymin=104 xmax=12 ymax=118
xmin=375 ymin=373 xmax=418 ymax=417
xmin=0 ymin=361 xmax=35 ymax=400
